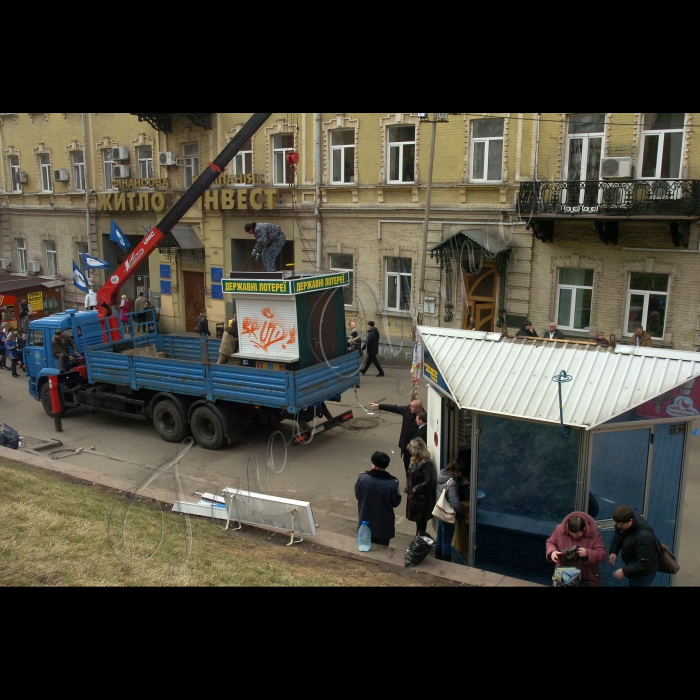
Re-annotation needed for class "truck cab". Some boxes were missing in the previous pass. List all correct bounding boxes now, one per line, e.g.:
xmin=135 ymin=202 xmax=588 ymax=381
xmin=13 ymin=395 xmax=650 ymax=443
xmin=24 ymin=308 xmax=99 ymax=404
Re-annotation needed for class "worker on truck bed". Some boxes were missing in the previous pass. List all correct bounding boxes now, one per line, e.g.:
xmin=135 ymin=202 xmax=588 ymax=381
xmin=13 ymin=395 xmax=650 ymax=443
xmin=51 ymin=329 xmax=78 ymax=373
xmin=245 ymin=222 xmax=286 ymax=272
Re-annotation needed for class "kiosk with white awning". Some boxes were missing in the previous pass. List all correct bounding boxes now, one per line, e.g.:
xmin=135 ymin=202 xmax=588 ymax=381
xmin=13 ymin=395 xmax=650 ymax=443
xmin=419 ymin=325 xmax=700 ymax=586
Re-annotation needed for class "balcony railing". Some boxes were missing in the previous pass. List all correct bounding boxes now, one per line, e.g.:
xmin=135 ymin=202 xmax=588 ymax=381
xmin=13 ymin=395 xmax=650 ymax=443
xmin=518 ymin=179 xmax=700 ymax=218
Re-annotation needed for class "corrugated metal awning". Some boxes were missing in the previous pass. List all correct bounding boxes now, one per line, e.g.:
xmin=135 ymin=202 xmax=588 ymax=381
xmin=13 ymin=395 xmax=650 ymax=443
xmin=429 ymin=228 xmax=511 ymax=255
xmin=418 ymin=326 xmax=700 ymax=430
xmin=170 ymin=225 xmax=204 ymax=249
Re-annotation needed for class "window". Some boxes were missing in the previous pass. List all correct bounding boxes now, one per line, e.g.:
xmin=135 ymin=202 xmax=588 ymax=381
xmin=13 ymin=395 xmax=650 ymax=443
xmin=387 ymin=125 xmax=415 ymax=183
xmin=39 ymin=153 xmax=52 ymax=192
xmin=640 ymin=113 xmax=684 ymax=179
xmin=566 ymin=114 xmax=604 ymax=182
xmin=329 ymin=253 xmax=354 ymax=306
xmin=27 ymin=329 xmax=44 ymax=347
xmin=273 ymin=133 xmax=295 ymax=185
xmin=9 ymin=155 xmax=22 ymax=192
xmin=77 ymin=242 xmax=88 ymax=258
xmin=138 ymin=146 xmax=154 ymax=179
xmin=556 ymin=268 xmax=593 ymax=330
xmin=183 ymin=143 xmax=199 ymax=187
xmin=331 ymin=130 xmax=355 ymax=184
xmin=103 ymin=149 xmax=116 ymax=190
xmin=385 ymin=257 xmax=412 ymax=312
xmin=471 ymin=119 xmax=504 ymax=182
xmin=44 ymin=297 xmax=59 ymax=312
xmin=46 ymin=240 xmax=57 ymax=276
xmin=625 ymin=272 xmax=669 ymax=338
xmin=16 ymin=238 xmax=27 ymax=274
xmin=72 ymin=151 xmax=85 ymax=191
xmin=233 ymin=137 xmax=252 ymax=176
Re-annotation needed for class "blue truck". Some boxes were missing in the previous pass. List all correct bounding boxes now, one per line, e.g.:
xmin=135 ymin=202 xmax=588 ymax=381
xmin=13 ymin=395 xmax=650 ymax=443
xmin=25 ymin=305 xmax=359 ymax=449
xmin=24 ymin=113 xmax=360 ymax=449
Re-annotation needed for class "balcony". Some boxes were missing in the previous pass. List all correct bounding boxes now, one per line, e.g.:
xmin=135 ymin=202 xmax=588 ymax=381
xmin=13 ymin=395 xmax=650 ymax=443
xmin=518 ymin=179 xmax=700 ymax=245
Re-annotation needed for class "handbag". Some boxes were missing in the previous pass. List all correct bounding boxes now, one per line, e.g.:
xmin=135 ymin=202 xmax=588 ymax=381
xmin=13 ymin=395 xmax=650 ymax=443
xmin=656 ymin=540 xmax=680 ymax=575
xmin=432 ymin=478 xmax=456 ymax=524
xmin=559 ymin=544 xmax=579 ymax=567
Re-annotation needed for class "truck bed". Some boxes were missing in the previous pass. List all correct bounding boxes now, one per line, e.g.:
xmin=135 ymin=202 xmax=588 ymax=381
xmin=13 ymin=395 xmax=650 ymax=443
xmin=84 ymin=333 xmax=359 ymax=411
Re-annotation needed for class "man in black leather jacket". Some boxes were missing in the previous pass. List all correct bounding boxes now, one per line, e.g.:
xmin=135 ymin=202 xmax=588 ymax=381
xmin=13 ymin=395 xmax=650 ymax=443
xmin=608 ymin=505 xmax=660 ymax=587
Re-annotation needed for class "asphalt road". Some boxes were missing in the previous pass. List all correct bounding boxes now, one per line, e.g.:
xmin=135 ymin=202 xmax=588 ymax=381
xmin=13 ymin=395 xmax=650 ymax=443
xmin=2 ymin=365 xmax=698 ymax=585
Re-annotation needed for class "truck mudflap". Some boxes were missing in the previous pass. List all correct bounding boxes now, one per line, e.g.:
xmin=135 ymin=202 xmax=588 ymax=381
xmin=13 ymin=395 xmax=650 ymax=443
xmin=293 ymin=408 xmax=354 ymax=444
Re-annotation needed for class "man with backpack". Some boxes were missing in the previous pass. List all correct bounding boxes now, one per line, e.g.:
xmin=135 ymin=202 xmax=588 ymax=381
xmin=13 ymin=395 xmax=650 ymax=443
xmin=608 ymin=504 xmax=660 ymax=587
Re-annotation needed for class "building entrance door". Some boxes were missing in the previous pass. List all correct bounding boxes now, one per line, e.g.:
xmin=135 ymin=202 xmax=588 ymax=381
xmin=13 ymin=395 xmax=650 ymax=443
xmin=183 ymin=271 xmax=205 ymax=332
xmin=462 ymin=265 xmax=496 ymax=331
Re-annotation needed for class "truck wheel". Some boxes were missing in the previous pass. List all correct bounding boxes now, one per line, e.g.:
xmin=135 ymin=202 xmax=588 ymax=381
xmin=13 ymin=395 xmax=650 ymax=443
xmin=152 ymin=399 xmax=190 ymax=443
xmin=40 ymin=382 xmax=68 ymax=418
xmin=191 ymin=405 xmax=227 ymax=450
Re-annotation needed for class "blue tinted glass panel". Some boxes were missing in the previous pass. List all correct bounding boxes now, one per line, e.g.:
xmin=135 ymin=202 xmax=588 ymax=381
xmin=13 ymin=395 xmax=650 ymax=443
xmin=474 ymin=415 xmax=580 ymax=585
xmin=590 ymin=429 xmax=649 ymax=521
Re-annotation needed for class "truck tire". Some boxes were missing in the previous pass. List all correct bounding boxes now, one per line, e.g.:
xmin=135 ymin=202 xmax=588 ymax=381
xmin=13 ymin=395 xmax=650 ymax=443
xmin=190 ymin=405 xmax=227 ymax=450
xmin=152 ymin=399 xmax=190 ymax=443
xmin=40 ymin=382 xmax=68 ymax=418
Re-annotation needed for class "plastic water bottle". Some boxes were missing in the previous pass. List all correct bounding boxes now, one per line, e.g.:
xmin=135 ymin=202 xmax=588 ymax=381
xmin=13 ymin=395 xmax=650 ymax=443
xmin=358 ymin=521 xmax=371 ymax=551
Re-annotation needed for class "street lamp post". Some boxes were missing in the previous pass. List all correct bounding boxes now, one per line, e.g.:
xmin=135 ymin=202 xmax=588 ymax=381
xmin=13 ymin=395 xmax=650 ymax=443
xmin=413 ymin=113 xmax=449 ymax=400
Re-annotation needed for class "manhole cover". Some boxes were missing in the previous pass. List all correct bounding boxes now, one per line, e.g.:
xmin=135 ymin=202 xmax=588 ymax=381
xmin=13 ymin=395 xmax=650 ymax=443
xmin=343 ymin=417 xmax=380 ymax=431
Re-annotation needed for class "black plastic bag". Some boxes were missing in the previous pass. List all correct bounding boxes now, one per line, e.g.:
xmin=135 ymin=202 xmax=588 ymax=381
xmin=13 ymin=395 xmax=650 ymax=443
xmin=0 ymin=423 xmax=20 ymax=450
xmin=404 ymin=530 xmax=435 ymax=568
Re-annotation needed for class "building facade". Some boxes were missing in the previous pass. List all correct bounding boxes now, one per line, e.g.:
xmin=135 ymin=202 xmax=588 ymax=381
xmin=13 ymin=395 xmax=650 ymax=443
xmin=2 ymin=113 xmax=699 ymax=353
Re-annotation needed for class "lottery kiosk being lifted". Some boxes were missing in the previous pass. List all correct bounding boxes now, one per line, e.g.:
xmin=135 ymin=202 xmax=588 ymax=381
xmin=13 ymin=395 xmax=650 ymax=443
xmin=223 ymin=269 xmax=353 ymax=371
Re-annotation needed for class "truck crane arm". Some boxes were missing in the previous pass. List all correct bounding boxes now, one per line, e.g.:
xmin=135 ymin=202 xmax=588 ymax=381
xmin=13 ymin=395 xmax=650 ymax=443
xmin=97 ymin=112 xmax=273 ymax=324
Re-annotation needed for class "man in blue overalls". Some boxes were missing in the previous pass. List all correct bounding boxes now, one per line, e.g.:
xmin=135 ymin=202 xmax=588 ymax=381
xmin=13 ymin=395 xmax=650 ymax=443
xmin=245 ymin=222 xmax=286 ymax=272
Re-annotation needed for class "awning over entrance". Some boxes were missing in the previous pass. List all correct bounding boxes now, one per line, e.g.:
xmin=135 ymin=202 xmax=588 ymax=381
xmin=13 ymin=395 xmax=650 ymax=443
xmin=170 ymin=225 xmax=204 ymax=249
xmin=429 ymin=227 xmax=511 ymax=270
xmin=0 ymin=275 xmax=65 ymax=295
xmin=418 ymin=325 xmax=700 ymax=430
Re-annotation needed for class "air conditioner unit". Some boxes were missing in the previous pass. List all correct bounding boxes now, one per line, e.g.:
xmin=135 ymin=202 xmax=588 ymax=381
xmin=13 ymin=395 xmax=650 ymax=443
xmin=18 ymin=171 xmax=28 ymax=183
xmin=113 ymin=165 xmax=130 ymax=178
xmin=0 ymin=258 xmax=11 ymax=270
xmin=54 ymin=169 xmax=69 ymax=182
xmin=601 ymin=157 xmax=632 ymax=178
xmin=437 ymin=113 xmax=449 ymax=120
xmin=111 ymin=147 xmax=130 ymax=161
xmin=159 ymin=151 xmax=176 ymax=166
xmin=26 ymin=261 xmax=41 ymax=273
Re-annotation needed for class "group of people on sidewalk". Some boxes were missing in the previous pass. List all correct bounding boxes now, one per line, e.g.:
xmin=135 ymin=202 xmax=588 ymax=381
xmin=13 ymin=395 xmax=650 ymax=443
xmin=355 ymin=400 xmax=664 ymax=586
xmin=355 ymin=398 xmax=472 ymax=563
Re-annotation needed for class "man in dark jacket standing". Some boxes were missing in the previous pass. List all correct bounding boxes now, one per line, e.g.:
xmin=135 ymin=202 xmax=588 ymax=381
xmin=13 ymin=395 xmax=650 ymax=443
xmin=368 ymin=398 xmax=423 ymax=473
xmin=360 ymin=321 xmax=384 ymax=376
xmin=355 ymin=451 xmax=402 ymax=546
xmin=195 ymin=310 xmax=211 ymax=337
xmin=608 ymin=504 xmax=660 ymax=586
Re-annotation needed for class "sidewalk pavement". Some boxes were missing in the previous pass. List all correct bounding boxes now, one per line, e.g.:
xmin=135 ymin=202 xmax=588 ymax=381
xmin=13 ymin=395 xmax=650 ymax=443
xmin=1 ymin=445 xmax=541 ymax=587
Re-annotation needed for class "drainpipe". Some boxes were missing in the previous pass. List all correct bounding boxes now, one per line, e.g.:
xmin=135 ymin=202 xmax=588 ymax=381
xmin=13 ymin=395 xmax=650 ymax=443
xmin=82 ymin=113 xmax=92 ymax=258
xmin=315 ymin=113 xmax=322 ymax=271
xmin=534 ymin=113 xmax=541 ymax=182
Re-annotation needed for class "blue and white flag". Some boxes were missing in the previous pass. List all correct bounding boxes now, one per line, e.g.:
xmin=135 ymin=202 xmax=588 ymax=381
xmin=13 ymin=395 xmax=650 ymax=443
xmin=109 ymin=220 xmax=130 ymax=252
xmin=81 ymin=252 xmax=109 ymax=270
xmin=72 ymin=261 xmax=89 ymax=293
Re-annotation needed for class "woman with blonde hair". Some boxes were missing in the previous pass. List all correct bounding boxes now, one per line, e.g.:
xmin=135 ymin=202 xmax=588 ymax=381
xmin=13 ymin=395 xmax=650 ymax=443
xmin=405 ymin=437 xmax=437 ymax=535
xmin=119 ymin=294 xmax=130 ymax=323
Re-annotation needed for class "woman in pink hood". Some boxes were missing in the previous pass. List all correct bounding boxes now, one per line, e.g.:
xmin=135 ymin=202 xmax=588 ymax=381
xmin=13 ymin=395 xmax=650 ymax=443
xmin=546 ymin=511 xmax=606 ymax=587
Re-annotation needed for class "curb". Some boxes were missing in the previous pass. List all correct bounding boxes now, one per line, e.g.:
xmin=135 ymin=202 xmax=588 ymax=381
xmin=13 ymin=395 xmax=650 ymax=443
xmin=1 ymin=445 xmax=542 ymax=587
